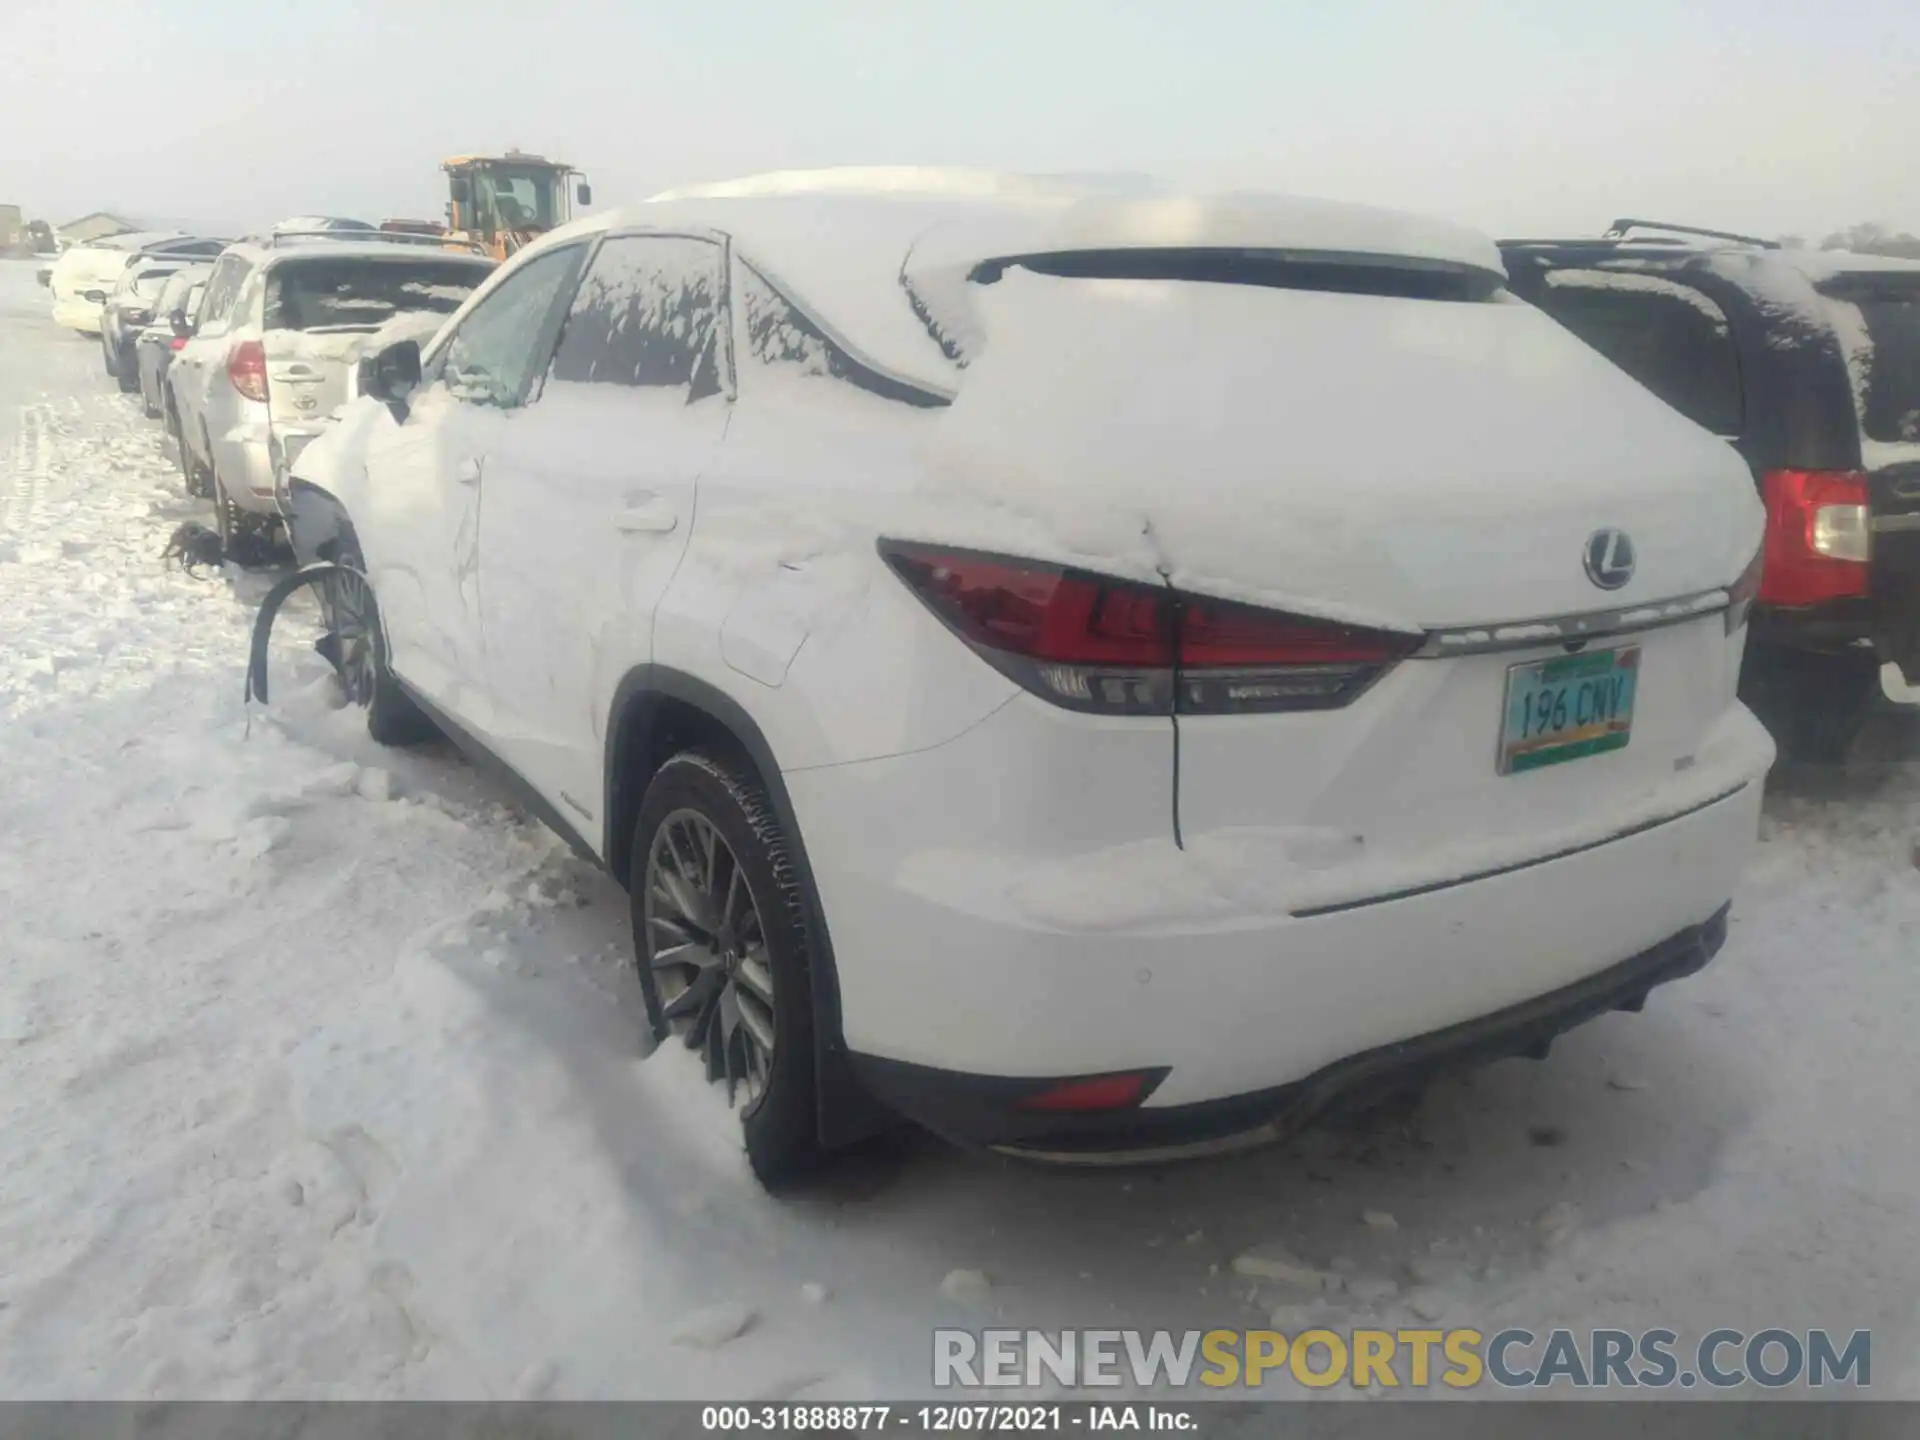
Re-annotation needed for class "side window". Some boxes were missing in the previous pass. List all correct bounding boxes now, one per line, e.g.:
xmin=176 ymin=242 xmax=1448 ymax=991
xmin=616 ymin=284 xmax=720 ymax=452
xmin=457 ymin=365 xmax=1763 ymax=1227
xmin=736 ymin=260 xmax=949 ymax=409
xmin=432 ymin=244 xmax=587 ymax=408
xmin=547 ymin=234 xmax=725 ymax=397
xmin=1535 ymin=271 xmax=1744 ymax=437
xmin=194 ymin=257 xmax=251 ymax=336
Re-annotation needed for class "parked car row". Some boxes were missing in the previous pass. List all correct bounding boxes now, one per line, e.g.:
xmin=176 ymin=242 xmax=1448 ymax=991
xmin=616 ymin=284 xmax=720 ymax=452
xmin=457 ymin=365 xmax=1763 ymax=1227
xmin=71 ymin=227 xmax=495 ymax=549
xmin=47 ymin=232 xmax=229 ymax=334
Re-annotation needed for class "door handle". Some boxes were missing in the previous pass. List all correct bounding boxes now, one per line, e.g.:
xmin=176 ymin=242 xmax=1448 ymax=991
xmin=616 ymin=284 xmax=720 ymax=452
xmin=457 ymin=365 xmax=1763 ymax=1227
xmin=454 ymin=456 xmax=482 ymax=486
xmin=612 ymin=499 xmax=678 ymax=534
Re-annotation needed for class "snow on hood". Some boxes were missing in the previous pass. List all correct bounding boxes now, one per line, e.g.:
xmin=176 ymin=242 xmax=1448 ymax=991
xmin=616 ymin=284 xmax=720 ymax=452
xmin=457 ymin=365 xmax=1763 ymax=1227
xmin=905 ymin=271 xmax=1761 ymax=630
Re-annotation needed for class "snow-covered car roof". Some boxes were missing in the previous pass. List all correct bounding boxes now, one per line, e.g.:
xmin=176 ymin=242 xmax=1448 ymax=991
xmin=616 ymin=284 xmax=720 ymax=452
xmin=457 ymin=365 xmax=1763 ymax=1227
xmin=224 ymin=239 xmax=498 ymax=271
xmin=1775 ymin=249 xmax=1920 ymax=283
xmin=536 ymin=168 xmax=1508 ymax=389
xmin=72 ymin=230 xmax=185 ymax=253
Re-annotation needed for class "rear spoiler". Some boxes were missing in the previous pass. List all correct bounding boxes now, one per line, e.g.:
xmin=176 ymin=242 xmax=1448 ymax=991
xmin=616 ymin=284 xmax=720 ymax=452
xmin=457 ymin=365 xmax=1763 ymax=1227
xmin=263 ymin=230 xmax=489 ymax=256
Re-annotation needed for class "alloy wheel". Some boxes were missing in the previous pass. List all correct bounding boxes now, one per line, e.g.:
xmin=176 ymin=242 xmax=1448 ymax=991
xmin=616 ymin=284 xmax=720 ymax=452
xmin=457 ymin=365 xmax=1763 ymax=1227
xmin=643 ymin=809 xmax=777 ymax=1112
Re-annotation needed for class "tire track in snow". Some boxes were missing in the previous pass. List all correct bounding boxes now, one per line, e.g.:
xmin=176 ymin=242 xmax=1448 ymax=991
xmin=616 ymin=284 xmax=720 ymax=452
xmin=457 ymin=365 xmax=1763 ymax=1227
xmin=0 ymin=401 xmax=50 ymax=537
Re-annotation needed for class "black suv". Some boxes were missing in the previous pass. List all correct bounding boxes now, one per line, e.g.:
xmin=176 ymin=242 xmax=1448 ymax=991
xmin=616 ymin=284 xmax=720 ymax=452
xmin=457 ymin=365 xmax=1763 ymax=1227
xmin=1501 ymin=221 xmax=1920 ymax=762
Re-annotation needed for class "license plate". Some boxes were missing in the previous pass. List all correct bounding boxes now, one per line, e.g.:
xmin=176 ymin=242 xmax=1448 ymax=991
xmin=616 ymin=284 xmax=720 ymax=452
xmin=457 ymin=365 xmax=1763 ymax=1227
xmin=1499 ymin=646 xmax=1639 ymax=774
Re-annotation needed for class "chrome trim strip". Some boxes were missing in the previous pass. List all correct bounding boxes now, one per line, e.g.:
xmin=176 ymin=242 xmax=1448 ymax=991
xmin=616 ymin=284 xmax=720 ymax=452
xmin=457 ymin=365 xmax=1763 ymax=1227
xmin=993 ymin=1124 xmax=1286 ymax=1167
xmin=1413 ymin=587 xmax=1730 ymax=658
xmin=1871 ymin=513 xmax=1920 ymax=534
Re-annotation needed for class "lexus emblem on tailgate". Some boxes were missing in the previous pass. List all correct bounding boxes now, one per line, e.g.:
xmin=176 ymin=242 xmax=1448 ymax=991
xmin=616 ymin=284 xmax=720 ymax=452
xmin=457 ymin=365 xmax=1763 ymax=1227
xmin=1584 ymin=528 xmax=1636 ymax=590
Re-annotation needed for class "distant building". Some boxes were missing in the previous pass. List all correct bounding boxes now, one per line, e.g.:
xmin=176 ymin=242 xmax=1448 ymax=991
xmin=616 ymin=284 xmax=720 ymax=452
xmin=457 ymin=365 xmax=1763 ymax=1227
xmin=57 ymin=212 xmax=143 ymax=245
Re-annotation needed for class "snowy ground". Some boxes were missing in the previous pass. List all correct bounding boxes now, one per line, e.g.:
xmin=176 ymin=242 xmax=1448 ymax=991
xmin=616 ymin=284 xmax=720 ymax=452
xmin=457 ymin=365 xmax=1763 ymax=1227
xmin=2 ymin=256 xmax=1917 ymax=1402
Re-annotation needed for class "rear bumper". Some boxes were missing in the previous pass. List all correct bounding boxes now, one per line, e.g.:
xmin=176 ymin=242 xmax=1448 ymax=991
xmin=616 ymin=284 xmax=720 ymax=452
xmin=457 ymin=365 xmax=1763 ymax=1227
xmin=791 ymin=697 xmax=1771 ymax=1118
xmin=209 ymin=421 xmax=282 ymax=516
xmin=853 ymin=904 xmax=1729 ymax=1162
xmin=51 ymin=292 xmax=103 ymax=333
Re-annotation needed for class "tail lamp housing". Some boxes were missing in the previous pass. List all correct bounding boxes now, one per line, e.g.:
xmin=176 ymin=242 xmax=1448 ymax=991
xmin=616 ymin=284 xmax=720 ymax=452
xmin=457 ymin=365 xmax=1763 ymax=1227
xmin=879 ymin=540 xmax=1420 ymax=716
xmin=227 ymin=339 xmax=270 ymax=404
xmin=1759 ymin=469 xmax=1871 ymax=608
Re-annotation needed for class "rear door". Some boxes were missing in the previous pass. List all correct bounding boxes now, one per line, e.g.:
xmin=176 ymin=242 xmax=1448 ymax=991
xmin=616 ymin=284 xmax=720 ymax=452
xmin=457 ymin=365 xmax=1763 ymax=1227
xmin=475 ymin=232 xmax=728 ymax=830
xmin=1820 ymin=271 xmax=1920 ymax=680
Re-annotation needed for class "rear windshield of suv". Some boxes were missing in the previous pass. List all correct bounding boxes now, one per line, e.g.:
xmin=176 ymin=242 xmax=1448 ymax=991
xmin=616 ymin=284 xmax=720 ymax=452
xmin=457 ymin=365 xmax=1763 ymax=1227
xmin=1830 ymin=280 xmax=1920 ymax=444
xmin=129 ymin=269 xmax=178 ymax=301
xmin=264 ymin=258 xmax=486 ymax=332
xmin=1531 ymin=270 xmax=1744 ymax=437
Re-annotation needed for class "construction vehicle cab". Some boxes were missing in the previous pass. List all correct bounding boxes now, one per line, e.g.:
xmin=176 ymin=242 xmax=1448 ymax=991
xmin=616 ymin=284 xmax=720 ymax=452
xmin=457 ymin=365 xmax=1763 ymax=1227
xmin=442 ymin=152 xmax=591 ymax=261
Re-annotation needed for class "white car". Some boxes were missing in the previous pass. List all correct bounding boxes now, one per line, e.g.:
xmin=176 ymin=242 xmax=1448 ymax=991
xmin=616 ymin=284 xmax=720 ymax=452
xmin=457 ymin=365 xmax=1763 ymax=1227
xmin=48 ymin=232 xmax=226 ymax=334
xmin=169 ymin=237 xmax=493 ymax=543
xmin=286 ymin=169 xmax=1774 ymax=1183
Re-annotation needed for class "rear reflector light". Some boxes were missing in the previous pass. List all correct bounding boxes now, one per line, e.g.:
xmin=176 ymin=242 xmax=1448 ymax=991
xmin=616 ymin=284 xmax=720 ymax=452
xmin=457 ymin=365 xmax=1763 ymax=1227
xmin=1759 ymin=470 xmax=1871 ymax=607
xmin=880 ymin=540 xmax=1419 ymax=715
xmin=227 ymin=339 xmax=269 ymax=403
xmin=1014 ymin=1072 xmax=1155 ymax=1113
xmin=1725 ymin=541 xmax=1764 ymax=635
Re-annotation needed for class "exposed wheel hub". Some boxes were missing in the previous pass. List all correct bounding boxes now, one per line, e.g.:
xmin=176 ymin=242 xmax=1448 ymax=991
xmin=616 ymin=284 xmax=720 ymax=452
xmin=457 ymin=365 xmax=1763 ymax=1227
xmin=643 ymin=810 xmax=775 ymax=1114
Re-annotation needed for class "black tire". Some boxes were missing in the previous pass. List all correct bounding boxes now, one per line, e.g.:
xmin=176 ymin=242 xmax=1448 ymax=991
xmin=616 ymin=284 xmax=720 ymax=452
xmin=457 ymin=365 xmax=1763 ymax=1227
xmin=101 ymin=333 xmax=117 ymax=377
xmin=210 ymin=467 xmax=236 ymax=551
xmin=323 ymin=547 xmax=437 ymax=746
xmin=631 ymin=750 xmax=822 ymax=1186
xmin=1741 ymin=645 xmax=1879 ymax=765
xmin=177 ymin=424 xmax=209 ymax=500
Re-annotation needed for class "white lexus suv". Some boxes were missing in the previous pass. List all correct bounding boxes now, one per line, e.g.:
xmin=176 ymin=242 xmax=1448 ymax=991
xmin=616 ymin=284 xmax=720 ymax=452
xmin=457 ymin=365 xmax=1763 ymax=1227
xmin=285 ymin=169 xmax=1774 ymax=1183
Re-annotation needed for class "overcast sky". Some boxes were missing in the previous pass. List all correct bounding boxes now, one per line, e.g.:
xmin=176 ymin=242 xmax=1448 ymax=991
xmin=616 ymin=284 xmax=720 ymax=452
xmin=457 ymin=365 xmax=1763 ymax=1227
xmin=3 ymin=0 xmax=1915 ymax=241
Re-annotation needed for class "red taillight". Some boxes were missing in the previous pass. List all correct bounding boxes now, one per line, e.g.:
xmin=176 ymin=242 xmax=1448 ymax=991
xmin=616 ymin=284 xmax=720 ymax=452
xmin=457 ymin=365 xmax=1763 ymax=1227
xmin=1759 ymin=469 xmax=1871 ymax=607
xmin=168 ymin=336 xmax=187 ymax=352
xmin=880 ymin=541 xmax=1419 ymax=715
xmin=226 ymin=339 xmax=269 ymax=403
xmin=1014 ymin=1071 xmax=1156 ymax=1113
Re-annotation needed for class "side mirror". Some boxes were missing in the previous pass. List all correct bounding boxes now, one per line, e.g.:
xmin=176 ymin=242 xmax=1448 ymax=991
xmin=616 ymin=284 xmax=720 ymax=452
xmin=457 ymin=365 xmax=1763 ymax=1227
xmin=576 ymin=181 xmax=592 ymax=207
xmin=168 ymin=309 xmax=193 ymax=339
xmin=82 ymin=289 xmax=108 ymax=304
xmin=364 ymin=339 xmax=422 ymax=422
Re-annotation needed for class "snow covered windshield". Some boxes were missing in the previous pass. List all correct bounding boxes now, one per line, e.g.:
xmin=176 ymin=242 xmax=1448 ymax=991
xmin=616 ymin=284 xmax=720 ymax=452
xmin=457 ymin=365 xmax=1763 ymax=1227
xmin=264 ymin=259 xmax=487 ymax=333
xmin=1829 ymin=279 xmax=1920 ymax=444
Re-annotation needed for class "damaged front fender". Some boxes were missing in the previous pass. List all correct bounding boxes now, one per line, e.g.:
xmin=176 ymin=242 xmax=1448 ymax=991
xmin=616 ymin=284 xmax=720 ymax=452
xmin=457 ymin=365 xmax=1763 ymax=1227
xmin=244 ymin=561 xmax=345 ymax=707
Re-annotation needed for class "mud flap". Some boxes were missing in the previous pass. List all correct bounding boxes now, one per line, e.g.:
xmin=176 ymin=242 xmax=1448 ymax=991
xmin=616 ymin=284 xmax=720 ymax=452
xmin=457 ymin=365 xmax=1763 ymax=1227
xmin=244 ymin=561 xmax=344 ymax=706
xmin=1870 ymin=462 xmax=1920 ymax=684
